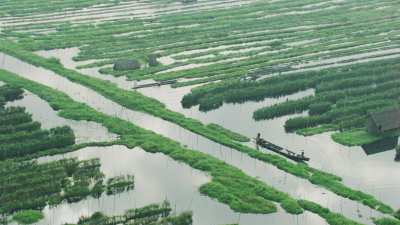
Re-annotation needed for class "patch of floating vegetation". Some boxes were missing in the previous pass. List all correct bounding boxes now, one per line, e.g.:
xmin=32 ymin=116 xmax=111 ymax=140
xmin=6 ymin=90 xmax=118 ymax=144
xmin=373 ymin=217 xmax=400 ymax=225
xmin=70 ymin=201 xmax=192 ymax=225
xmin=0 ymin=84 xmax=76 ymax=160
xmin=1 ymin=158 xmax=99 ymax=215
xmin=105 ymin=175 xmax=135 ymax=195
xmin=12 ymin=210 xmax=44 ymax=225
xmin=0 ymin=156 xmax=135 ymax=223
xmin=184 ymin=57 xmax=400 ymax=146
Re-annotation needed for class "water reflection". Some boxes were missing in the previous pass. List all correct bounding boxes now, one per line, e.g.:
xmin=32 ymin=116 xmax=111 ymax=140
xmin=32 ymin=145 xmax=326 ymax=225
xmin=6 ymin=91 xmax=118 ymax=144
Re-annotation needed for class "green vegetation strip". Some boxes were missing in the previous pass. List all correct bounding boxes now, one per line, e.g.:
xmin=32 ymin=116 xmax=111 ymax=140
xmin=298 ymin=200 xmax=362 ymax=225
xmin=12 ymin=210 xmax=44 ymax=225
xmin=0 ymin=69 xmax=374 ymax=225
xmin=185 ymin=57 xmax=400 ymax=146
xmin=72 ymin=201 xmax=192 ymax=225
xmin=373 ymin=218 xmax=400 ymax=225
xmin=0 ymin=85 xmax=76 ymax=160
xmin=0 ymin=158 xmax=105 ymax=215
xmin=0 ymin=40 xmax=395 ymax=216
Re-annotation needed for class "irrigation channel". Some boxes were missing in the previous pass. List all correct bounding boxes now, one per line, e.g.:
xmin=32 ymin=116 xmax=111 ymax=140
xmin=38 ymin=48 xmax=400 ymax=212
xmin=0 ymin=51 xmax=393 ymax=225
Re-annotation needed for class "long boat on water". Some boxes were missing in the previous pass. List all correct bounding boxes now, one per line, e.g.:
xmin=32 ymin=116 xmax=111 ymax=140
xmin=255 ymin=133 xmax=310 ymax=162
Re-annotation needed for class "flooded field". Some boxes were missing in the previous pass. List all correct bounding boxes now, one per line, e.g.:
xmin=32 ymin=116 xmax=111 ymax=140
xmin=0 ymin=49 xmax=393 ymax=225
xmin=30 ymin=145 xmax=326 ymax=225
xmin=1 ymin=0 xmax=400 ymax=225
xmin=33 ymin=48 xmax=400 ymax=211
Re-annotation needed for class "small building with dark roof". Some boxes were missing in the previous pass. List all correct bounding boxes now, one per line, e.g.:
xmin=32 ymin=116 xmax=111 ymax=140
xmin=366 ymin=107 xmax=400 ymax=134
xmin=113 ymin=59 xmax=141 ymax=71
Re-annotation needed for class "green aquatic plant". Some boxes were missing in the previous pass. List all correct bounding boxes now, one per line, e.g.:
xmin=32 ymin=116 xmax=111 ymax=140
xmin=373 ymin=217 xmax=400 ymax=225
xmin=298 ymin=200 xmax=363 ymax=225
xmin=12 ymin=210 xmax=44 ymax=224
xmin=75 ymin=201 xmax=192 ymax=225
xmin=0 ymin=85 xmax=76 ymax=159
xmin=106 ymin=175 xmax=134 ymax=195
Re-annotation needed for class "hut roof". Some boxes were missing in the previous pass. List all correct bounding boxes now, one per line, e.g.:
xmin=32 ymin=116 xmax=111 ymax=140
xmin=113 ymin=59 xmax=140 ymax=71
xmin=369 ymin=107 xmax=400 ymax=132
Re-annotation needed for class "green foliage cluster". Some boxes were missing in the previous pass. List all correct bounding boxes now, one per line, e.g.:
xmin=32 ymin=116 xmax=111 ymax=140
xmin=0 ymin=158 xmax=104 ymax=215
xmin=0 ymin=84 xmax=75 ymax=159
xmin=106 ymin=175 xmax=135 ymax=195
xmin=373 ymin=218 xmax=400 ymax=225
xmin=12 ymin=210 xmax=44 ymax=225
xmin=0 ymin=84 xmax=24 ymax=102
xmin=0 ymin=125 xmax=75 ymax=160
xmin=181 ymin=58 xmax=400 ymax=145
xmin=298 ymin=200 xmax=363 ymax=225
xmin=395 ymin=210 xmax=400 ymax=220
xmin=249 ymin=58 xmax=400 ymax=144
xmin=253 ymin=97 xmax=314 ymax=120
xmin=76 ymin=201 xmax=192 ymax=225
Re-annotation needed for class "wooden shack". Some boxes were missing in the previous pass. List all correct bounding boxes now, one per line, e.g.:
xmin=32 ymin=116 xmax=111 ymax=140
xmin=366 ymin=107 xmax=400 ymax=134
xmin=113 ymin=59 xmax=140 ymax=71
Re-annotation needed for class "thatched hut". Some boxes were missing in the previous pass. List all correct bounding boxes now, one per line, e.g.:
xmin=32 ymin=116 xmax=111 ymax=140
xmin=366 ymin=108 xmax=400 ymax=134
xmin=113 ymin=59 xmax=140 ymax=71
